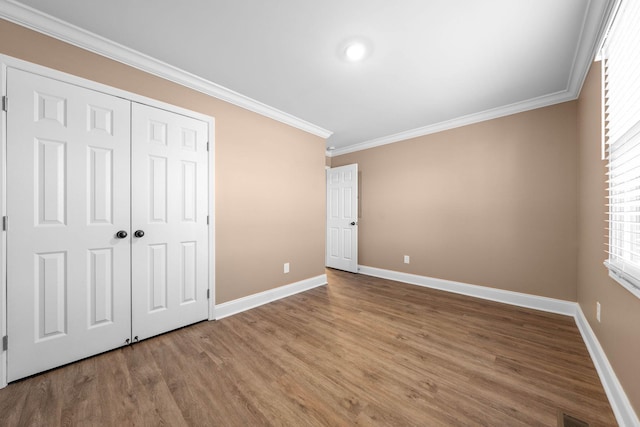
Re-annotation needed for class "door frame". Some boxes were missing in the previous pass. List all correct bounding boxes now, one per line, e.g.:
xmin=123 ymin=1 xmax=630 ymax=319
xmin=0 ymin=54 xmax=217 ymax=388
xmin=325 ymin=163 xmax=359 ymax=273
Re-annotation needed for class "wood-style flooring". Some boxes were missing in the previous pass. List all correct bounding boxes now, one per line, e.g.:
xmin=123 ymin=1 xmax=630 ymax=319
xmin=0 ymin=269 xmax=617 ymax=426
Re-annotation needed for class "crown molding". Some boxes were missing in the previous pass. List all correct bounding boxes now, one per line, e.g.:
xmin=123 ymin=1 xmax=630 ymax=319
xmin=565 ymin=0 xmax=617 ymax=97
xmin=329 ymin=89 xmax=575 ymax=157
xmin=328 ymin=0 xmax=616 ymax=157
xmin=1 ymin=0 xmax=614 ymax=151
xmin=0 ymin=0 xmax=332 ymax=139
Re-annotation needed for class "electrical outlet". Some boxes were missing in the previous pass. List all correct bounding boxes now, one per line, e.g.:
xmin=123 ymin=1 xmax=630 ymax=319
xmin=596 ymin=301 xmax=601 ymax=322
xmin=284 ymin=262 xmax=290 ymax=274
xmin=404 ymin=255 xmax=410 ymax=264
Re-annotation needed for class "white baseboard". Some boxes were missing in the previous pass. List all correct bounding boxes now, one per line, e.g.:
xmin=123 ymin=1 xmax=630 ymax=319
xmin=214 ymin=274 xmax=327 ymax=320
xmin=575 ymin=306 xmax=640 ymax=427
xmin=358 ymin=265 xmax=639 ymax=427
xmin=358 ymin=266 xmax=576 ymax=316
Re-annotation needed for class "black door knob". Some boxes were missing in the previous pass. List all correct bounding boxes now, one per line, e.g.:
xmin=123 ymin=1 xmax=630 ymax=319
xmin=350 ymin=222 xmax=356 ymax=226
xmin=134 ymin=230 xmax=145 ymax=238
xmin=116 ymin=230 xmax=128 ymax=239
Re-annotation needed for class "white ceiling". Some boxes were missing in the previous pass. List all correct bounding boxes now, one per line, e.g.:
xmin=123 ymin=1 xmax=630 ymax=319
xmin=1 ymin=0 xmax=615 ymax=154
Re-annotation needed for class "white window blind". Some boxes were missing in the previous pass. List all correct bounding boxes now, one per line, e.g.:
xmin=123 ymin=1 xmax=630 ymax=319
xmin=603 ymin=0 xmax=640 ymax=298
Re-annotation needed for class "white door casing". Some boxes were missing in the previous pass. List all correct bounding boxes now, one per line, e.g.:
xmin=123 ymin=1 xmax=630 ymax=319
xmin=6 ymin=68 xmax=132 ymax=381
xmin=326 ymin=164 xmax=358 ymax=273
xmin=131 ymin=103 xmax=209 ymax=341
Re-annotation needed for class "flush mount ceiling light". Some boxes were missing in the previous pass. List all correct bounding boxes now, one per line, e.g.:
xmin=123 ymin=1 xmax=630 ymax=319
xmin=339 ymin=38 xmax=372 ymax=62
xmin=345 ymin=42 xmax=367 ymax=62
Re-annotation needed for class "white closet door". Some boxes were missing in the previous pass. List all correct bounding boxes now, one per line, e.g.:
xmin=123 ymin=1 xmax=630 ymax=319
xmin=131 ymin=103 xmax=209 ymax=340
xmin=6 ymin=68 xmax=132 ymax=381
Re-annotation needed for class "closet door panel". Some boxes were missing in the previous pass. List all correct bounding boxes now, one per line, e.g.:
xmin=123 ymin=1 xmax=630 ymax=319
xmin=131 ymin=103 xmax=209 ymax=340
xmin=6 ymin=68 xmax=132 ymax=382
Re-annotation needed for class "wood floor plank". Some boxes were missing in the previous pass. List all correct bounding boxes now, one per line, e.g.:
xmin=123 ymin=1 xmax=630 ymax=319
xmin=0 ymin=268 xmax=618 ymax=426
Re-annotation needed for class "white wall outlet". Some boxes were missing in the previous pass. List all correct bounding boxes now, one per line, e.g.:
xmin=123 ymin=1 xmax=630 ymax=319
xmin=284 ymin=262 xmax=290 ymax=274
xmin=404 ymin=255 xmax=410 ymax=264
xmin=596 ymin=301 xmax=601 ymax=322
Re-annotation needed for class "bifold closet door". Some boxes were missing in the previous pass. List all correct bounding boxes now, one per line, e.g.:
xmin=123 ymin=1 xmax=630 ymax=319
xmin=130 ymin=103 xmax=209 ymax=341
xmin=6 ymin=68 xmax=132 ymax=381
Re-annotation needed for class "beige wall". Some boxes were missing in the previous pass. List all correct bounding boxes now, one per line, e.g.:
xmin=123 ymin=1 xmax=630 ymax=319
xmin=577 ymin=61 xmax=640 ymax=414
xmin=0 ymin=19 xmax=326 ymax=304
xmin=332 ymin=103 xmax=579 ymax=300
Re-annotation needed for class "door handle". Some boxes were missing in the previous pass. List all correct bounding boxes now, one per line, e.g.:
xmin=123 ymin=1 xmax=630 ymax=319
xmin=134 ymin=230 xmax=145 ymax=238
xmin=350 ymin=221 xmax=357 ymax=226
xmin=116 ymin=230 xmax=128 ymax=239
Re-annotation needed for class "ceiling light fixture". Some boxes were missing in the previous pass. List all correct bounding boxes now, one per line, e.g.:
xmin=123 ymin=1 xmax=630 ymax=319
xmin=345 ymin=42 xmax=367 ymax=62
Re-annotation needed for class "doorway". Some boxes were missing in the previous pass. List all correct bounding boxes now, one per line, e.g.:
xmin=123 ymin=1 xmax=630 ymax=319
xmin=325 ymin=163 xmax=358 ymax=273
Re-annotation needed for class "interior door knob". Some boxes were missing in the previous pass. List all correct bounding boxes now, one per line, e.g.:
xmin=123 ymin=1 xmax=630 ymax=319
xmin=350 ymin=221 xmax=356 ymax=226
xmin=134 ymin=230 xmax=145 ymax=238
xmin=116 ymin=230 xmax=128 ymax=239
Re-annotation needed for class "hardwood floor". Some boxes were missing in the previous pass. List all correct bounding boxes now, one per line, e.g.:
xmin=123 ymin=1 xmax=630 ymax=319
xmin=0 ymin=269 xmax=617 ymax=426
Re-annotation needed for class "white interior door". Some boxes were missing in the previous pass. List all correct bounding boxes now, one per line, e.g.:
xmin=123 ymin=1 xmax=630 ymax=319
xmin=6 ymin=68 xmax=132 ymax=381
xmin=131 ymin=103 xmax=209 ymax=340
xmin=326 ymin=164 xmax=359 ymax=273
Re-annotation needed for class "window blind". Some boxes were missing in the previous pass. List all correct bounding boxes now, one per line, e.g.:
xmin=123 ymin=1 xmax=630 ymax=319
xmin=603 ymin=0 xmax=640 ymax=298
